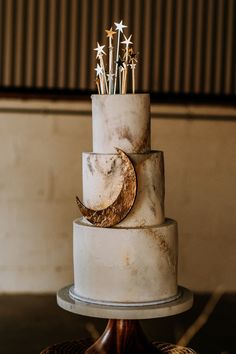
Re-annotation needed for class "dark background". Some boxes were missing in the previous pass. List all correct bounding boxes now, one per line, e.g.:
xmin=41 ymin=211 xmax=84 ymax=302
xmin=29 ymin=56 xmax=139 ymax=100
xmin=0 ymin=0 xmax=235 ymax=104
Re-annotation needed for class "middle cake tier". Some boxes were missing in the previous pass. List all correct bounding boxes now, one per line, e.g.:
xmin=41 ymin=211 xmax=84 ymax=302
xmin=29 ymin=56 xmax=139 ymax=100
xmin=82 ymin=151 xmax=165 ymax=227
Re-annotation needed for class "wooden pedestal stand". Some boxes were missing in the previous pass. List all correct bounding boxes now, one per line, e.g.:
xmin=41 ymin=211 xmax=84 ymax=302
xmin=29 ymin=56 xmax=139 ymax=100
xmin=40 ymin=285 xmax=196 ymax=354
xmin=85 ymin=319 xmax=161 ymax=354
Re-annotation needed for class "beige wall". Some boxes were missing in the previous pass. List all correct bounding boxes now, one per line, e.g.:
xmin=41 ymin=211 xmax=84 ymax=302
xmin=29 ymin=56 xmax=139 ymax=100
xmin=0 ymin=99 xmax=235 ymax=293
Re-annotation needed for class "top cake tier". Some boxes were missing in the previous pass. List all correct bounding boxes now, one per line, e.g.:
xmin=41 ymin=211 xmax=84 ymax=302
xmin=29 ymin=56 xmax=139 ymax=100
xmin=92 ymin=94 xmax=150 ymax=153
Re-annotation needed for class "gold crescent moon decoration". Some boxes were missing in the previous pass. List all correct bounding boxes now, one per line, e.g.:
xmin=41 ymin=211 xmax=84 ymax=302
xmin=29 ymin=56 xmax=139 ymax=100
xmin=76 ymin=148 xmax=137 ymax=227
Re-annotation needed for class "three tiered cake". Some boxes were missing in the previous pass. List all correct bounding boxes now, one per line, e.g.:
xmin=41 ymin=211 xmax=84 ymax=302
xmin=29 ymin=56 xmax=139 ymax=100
xmin=53 ymin=21 xmax=195 ymax=354
xmin=70 ymin=93 xmax=180 ymax=306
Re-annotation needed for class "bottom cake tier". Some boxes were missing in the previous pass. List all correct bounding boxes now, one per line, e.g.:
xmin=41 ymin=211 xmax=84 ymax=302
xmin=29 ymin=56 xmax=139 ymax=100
xmin=72 ymin=218 xmax=178 ymax=305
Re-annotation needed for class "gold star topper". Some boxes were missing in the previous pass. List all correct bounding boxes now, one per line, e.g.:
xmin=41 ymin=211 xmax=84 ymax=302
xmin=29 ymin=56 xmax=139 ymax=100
xmin=129 ymin=47 xmax=138 ymax=63
xmin=105 ymin=27 xmax=116 ymax=39
xmin=94 ymin=21 xmax=137 ymax=95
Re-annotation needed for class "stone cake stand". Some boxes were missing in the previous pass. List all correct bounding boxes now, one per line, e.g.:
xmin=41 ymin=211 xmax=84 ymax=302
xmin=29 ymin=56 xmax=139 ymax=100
xmin=40 ymin=284 xmax=196 ymax=354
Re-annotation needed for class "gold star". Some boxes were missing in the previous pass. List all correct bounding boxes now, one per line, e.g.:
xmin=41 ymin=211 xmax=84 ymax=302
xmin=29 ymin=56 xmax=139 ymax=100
xmin=129 ymin=48 xmax=138 ymax=62
xmin=105 ymin=27 xmax=116 ymax=39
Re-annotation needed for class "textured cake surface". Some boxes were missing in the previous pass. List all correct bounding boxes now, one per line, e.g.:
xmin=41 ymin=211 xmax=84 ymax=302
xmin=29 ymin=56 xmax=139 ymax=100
xmin=92 ymin=94 xmax=150 ymax=153
xmin=72 ymin=94 xmax=179 ymax=305
xmin=82 ymin=151 xmax=165 ymax=227
xmin=73 ymin=218 xmax=178 ymax=304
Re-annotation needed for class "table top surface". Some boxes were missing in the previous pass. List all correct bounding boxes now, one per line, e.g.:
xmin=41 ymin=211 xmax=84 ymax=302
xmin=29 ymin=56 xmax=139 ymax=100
xmin=57 ymin=285 xmax=193 ymax=320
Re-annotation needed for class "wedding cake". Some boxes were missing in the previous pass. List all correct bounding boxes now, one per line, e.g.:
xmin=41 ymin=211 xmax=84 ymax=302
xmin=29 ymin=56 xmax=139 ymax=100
xmin=70 ymin=93 xmax=180 ymax=306
xmin=69 ymin=22 xmax=180 ymax=307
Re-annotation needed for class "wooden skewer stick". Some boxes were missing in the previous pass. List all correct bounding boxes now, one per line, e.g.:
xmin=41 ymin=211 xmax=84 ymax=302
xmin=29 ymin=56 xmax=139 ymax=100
xmin=132 ymin=68 xmax=135 ymax=94
xmin=129 ymin=61 xmax=136 ymax=94
xmin=98 ymin=73 xmax=104 ymax=94
xmin=98 ymin=54 xmax=108 ymax=94
xmin=114 ymin=21 xmax=127 ymax=94
xmin=122 ymin=64 xmax=127 ymax=94
xmin=116 ymin=56 xmax=125 ymax=94
xmin=95 ymin=77 xmax=101 ymax=94
xmin=119 ymin=67 xmax=122 ymax=94
xmin=114 ymin=34 xmax=121 ymax=94
xmin=121 ymin=34 xmax=132 ymax=94
xmin=105 ymin=27 xmax=116 ymax=94
xmin=94 ymin=42 xmax=108 ymax=94
xmin=129 ymin=48 xmax=138 ymax=94
xmin=94 ymin=63 xmax=103 ymax=95
xmin=108 ymin=37 xmax=113 ymax=94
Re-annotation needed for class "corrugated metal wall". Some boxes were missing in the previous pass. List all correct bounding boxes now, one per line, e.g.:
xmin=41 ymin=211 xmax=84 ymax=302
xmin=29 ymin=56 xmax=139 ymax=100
xmin=0 ymin=0 xmax=235 ymax=96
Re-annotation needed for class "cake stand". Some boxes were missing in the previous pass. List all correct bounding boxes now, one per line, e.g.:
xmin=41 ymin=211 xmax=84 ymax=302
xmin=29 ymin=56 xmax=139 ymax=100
xmin=42 ymin=284 xmax=195 ymax=354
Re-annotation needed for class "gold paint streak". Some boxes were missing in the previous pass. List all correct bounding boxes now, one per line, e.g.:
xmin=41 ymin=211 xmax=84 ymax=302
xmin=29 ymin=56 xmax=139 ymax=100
xmin=15 ymin=0 xmax=23 ymax=86
xmin=142 ymin=0 xmax=151 ymax=91
xmin=153 ymin=0 xmax=162 ymax=91
xmin=194 ymin=0 xmax=203 ymax=93
xmin=48 ymin=0 xmax=56 ymax=88
xmin=68 ymin=0 xmax=77 ymax=89
xmin=25 ymin=0 xmax=34 ymax=87
xmin=79 ymin=0 xmax=89 ymax=89
xmin=58 ymin=0 xmax=66 ymax=88
xmin=204 ymin=0 xmax=213 ymax=93
xmin=174 ymin=0 xmax=183 ymax=92
xmin=184 ymin=0 xmax=193 ymax=93
xmin=215 ymin=0 xmax=224 ymax=94
xmin=3 ymin=0 xmax=13 ymax=86
xmin=36 ymin=0 xmax=45 ymax=87
xmin=224 ymin=0 xmax=234 ymax=94
xmin=163 ymin=0 xmax=172 ymax=92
